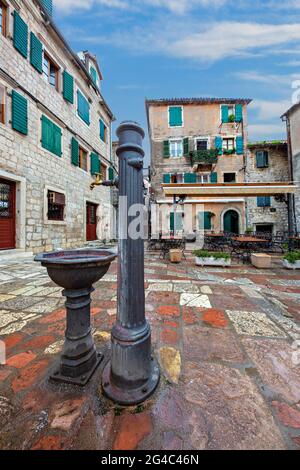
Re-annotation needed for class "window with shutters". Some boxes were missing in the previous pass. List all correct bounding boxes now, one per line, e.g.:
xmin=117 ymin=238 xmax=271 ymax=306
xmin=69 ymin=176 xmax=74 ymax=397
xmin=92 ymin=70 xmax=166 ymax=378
xmin=222 ymin=138 xmax=235 ymax=151
xmin=47 ymin=190 xmax=65 ymax=221
xmin=43 ymin=52 xmax=59 ymax=90
xmin=13 ymin=11 xmax=28 ymax=58
xmin=256 ymin=150 xmax=269 ymax=168
xmin=63 ymin=71 xmax=74 ymax=104
xmin=77 ymin=89 xmax=90 ymax=126
xmin=41 ymin=115 xmax=62 ymax=157
xmin=11 ymin=90 xmax=28 ymax=135
xmin=100 ymin=119 xmax=107 ymax=143
xmin=30 ymin=33 xmax=43 ymax=74
xmin=169 ymin=106 xmax=183 ymax=127
xmin=0 ymin=84 xmax=5 ymax=125
xmin=169 ymin=139 xmax=183 ymax=157
xmin=0 ymin=1 xmax=7 ymax=37
xmin=79 ymin=147 xmax=88 ymax=171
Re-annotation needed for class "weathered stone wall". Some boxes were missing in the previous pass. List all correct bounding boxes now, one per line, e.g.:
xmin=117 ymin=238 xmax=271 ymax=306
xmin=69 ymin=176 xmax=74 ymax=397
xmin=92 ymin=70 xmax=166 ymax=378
xmin=246 ymin=145 xmax=289 ymax=233
xmin=0 ymin=0 xmax=114 ymax=252
xmin=289 ymin=106 xmax=300 ymax=232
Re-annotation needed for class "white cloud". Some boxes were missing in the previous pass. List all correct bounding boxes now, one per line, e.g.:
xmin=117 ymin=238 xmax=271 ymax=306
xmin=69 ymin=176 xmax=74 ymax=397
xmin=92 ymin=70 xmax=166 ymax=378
xmin=166 ymin=23 xmax=300 ymax=61
xmin=250 ymin=99 xmax=291 ymax=120
xmin=54 ymin=0 xmax=228 ymax=13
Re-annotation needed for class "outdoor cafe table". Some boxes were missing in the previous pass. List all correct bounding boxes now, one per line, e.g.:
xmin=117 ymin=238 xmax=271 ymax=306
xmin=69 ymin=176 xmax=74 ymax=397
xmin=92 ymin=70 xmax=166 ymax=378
xmin=231 ymin=236 xmax=270 ymax=260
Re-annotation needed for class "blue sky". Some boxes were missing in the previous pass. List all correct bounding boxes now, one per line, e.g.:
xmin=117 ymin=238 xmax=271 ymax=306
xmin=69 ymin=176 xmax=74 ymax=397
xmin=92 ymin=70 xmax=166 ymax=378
xmin=53 ymin=0 xmax=300 ymax=158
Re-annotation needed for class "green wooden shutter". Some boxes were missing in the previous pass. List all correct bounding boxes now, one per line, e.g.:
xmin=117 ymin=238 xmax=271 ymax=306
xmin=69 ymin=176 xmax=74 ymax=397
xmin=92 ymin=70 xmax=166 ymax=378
xmin=40 ymin=0 xmax=53 ymax=16
xmin=90 ymin=153 xmax=100 ymax=175
xmin=163 ymin=174 xmax=171 ymax=184
xmin=163 ymin=140 xmax=170 ymax=158
xmin=210 ymin=172 xmax=218 ymax=183
xmin=235 ymin=104 xmax=243 ymax=122
xmin=198 ymin=212 xmax=212 ymax=230
xmin=170 ymin=213 xmax=175 ymax=231
xmin=30 ymin=33 xmax=43 ymax=73
xmin=90 ymin=66 xmax=97 ymax=84
xmin=71 ymin=137 xmax=79 ymax=166
xmin=109 ymin=168 xmax=114 ymax=181
xmin=183 ymin=138 xmax=189 ymax=156
xmin=63 ymin=71 xmax=74 ymax=104
xmin=215 ymin=136 xmax=223 ymax=155
xmin=256 ymin=151 xmax=264 ymax=168
xmin=14 ymin=11 xmax=28 ymax=59
xmin=169 ymin=107 xmax=183 ymax=127
xmin=41 ymin=115 xmax=61 ymax=157
xmin=236 ymin=136 xmax=244 ymax=155
xmin=77 ymin=90 xmax=90 ymax=125
xmin=184 ymin=173 xmax=191 ymax=183
xmin=100 ymin=119 xmax=106 ymax=142
xmin=190 ymin=173 xmax=197 ymax=183
xmin=221 ymin=105 xmax=229 ymax=123
xmin=11 ymin=91 xmax=28 ymax=135
xmin=53 ymin=123 xmax=62 ymax=157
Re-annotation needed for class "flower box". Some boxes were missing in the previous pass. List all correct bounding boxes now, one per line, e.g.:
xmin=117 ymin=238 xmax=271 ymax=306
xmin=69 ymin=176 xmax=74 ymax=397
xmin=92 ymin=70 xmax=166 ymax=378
xmin=283 ymin=259 xmax=300 ymax=270
xmin=195 ymin=256 xmax=231 ymax=267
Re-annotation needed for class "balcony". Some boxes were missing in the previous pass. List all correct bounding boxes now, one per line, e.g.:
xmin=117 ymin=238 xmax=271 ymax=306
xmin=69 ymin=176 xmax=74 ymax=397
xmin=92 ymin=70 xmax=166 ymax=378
xmin=190 ymin=149 xmax=218 ymax=166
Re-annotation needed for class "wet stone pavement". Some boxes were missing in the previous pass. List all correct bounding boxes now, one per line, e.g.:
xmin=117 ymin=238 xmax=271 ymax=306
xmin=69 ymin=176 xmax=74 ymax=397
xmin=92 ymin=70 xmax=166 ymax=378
xmin=0 ymin=253 xmax=300 ymax=450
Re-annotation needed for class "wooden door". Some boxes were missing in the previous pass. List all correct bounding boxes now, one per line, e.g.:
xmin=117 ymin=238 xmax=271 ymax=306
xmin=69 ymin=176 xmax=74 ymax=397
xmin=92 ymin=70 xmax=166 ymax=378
xmin=0 ymin=179 xmax=16 ymax=250
xmin=86 ymin=202 xmax=98 ymax=241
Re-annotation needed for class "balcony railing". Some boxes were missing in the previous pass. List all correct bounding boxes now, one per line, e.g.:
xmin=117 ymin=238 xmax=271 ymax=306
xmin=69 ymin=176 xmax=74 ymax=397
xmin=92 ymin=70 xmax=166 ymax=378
xmin=190 ymin=149 xmax=218 ymax=165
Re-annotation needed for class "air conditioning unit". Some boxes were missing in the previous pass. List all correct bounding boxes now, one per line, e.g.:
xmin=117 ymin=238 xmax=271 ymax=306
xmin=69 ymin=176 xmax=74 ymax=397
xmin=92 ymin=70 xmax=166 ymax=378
xmin=48 ymin=191 xmax=65 ymax=205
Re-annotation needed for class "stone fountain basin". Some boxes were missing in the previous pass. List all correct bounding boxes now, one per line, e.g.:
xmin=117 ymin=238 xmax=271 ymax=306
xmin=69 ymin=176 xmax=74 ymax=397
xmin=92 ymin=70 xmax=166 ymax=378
xmin=35 ymin=249 xmax=117 ymax=289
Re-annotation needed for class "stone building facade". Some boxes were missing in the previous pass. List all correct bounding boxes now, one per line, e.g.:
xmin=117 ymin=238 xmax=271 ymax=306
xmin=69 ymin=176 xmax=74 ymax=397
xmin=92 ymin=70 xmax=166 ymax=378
xmin=246 ymin=142 xmax=289 ymax=234
xmin=146 ymin=98 xmax=251 ymax=235
xmin=0 ymin=0 xmax=116 ymax=253
xmin=282 ymin=103 xmax=300 ymax=233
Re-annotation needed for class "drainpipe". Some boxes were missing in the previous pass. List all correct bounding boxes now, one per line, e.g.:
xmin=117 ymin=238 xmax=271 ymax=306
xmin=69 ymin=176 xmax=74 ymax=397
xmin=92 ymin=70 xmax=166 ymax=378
xmin=282 ymin=115 xmax=296 ymax=248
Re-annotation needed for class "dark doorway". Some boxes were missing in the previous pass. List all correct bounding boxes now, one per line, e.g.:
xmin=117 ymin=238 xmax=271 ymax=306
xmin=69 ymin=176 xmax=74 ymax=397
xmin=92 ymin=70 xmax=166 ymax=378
xmin=256 ymin=224 xmax=273 ymax=234
xmin=0 ymin=179 xmax=16 ymax=250
xmin=224 ymin=210 xmax=239 ymax=234
xmin=86 ymin=202 xmax=98 ymax=241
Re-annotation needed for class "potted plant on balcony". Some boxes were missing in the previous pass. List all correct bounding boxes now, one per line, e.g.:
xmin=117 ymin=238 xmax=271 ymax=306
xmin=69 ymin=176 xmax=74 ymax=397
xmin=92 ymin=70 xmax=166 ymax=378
xmin=193 ymin=250 xmax=231 ymax=267
xmin=283 ymin=251 xmax=300 ymax=270
xmin=223 ymin=148 xmax=236 ymax=155
xmin=228 ymin=114 xmax=235 ymax=123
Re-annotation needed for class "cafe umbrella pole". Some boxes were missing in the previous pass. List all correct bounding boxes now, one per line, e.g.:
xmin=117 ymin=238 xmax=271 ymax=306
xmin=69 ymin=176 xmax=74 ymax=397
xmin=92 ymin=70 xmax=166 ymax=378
xmin=102 ymin=121 xmax=160 ymax=405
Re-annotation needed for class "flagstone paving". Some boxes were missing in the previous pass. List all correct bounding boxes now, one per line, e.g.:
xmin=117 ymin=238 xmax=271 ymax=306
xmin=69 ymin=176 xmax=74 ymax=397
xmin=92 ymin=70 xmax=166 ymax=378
xmin=0 ymin=253 xmax=300 ymax=450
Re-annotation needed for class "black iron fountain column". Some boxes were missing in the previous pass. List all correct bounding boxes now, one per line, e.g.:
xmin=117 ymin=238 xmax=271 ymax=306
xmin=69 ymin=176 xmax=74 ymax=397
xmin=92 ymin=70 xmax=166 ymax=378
xmin=102 ymin=121 xmax=160 ymax=405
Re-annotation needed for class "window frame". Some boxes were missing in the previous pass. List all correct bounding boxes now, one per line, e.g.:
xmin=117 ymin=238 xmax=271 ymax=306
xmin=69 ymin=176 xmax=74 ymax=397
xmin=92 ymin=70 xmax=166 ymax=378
xmin=256 ymin=150 xmax=269 ymax=168
xmin=0 ymin=0 xmax=7 ymax=38
xmin=169 ymin=138 xmax=183 ymax=158
xmin=78 ymin=146 xmax=88 ymax=172
xmin=196 ymin=173 xmax=210 ymax=183
xmin=42 ymin=50 xmax=60 ymax=91
xmin=222 ymin=137 xmax=235 ymax=151
xmin=168 ymin=105 xmax=184 ymax=128
xmin=44 ymin=186 xmax=67 ymax=225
